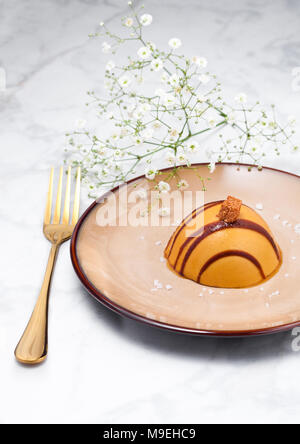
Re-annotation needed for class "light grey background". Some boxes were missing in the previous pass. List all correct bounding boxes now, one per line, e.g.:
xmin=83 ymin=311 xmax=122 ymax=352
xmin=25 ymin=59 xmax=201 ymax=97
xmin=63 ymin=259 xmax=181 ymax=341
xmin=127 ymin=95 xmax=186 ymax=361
xmin=1 ymin=0 xmax=300 ymax=424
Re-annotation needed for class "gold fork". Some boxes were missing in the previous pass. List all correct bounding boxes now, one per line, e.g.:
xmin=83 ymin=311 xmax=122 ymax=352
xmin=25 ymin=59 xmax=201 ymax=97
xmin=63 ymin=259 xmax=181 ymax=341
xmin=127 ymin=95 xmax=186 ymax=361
xmin=15 ymin=166 xmax=81 ymax=365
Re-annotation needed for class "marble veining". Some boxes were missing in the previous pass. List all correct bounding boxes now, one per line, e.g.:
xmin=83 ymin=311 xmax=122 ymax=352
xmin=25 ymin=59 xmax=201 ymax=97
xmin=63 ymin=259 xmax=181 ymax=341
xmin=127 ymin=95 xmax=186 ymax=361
xmin=1 ymin=0 xmax=300 ymax=424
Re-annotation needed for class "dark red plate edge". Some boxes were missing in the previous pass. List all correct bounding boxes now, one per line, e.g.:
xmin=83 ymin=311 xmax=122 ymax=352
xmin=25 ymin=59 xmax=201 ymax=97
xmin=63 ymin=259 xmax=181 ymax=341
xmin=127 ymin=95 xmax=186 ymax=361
xmin=70 ymin=162 xmax=300 ymax=337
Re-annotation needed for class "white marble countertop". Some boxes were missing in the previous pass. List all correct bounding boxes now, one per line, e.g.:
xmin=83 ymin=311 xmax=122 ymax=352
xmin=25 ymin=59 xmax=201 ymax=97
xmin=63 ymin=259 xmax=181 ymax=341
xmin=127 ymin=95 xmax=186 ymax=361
xmin=1 ymin=0 xmax=300 ymax=424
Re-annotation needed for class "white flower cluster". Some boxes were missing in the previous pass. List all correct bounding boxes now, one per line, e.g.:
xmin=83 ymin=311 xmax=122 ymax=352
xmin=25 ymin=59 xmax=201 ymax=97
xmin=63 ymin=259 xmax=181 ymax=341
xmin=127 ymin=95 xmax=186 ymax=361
xmin=67 ymin=3 xmax=298 ymax=198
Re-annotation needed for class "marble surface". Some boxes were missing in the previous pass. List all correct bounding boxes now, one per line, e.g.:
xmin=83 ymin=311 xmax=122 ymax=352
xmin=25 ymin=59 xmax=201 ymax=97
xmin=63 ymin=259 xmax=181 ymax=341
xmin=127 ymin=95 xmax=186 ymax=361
xmin=1 ymin=0 xmax=300 ymax=424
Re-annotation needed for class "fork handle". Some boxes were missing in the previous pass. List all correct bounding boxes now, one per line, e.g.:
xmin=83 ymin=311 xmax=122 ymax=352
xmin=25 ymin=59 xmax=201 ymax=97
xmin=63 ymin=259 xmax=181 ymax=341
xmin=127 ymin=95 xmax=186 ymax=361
xmin=15 ymin=244 xmax=59 ymax=364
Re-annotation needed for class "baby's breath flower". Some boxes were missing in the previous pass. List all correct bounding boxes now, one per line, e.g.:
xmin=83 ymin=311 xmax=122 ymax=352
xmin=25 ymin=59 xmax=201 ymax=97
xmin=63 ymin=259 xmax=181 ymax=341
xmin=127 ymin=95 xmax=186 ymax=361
xmin=103 ymin=111 xmax=114 ymax=120
xmin=197 ymin=93 xmax=206 ymax=103
xmin=105 ymin=60 xmax=115 ymax=71
xmin=198 ymin=57 xmax=208 ymax=68
xmin=226 ymin=111 xmax=236 ymax=124
xmin=163 ymin=94 xmax=176 ymax=106
xmin=140 ymin=208 xmax=148 ymax=217
xmin=177 ymin=179 xmax=189 ymax=190
xmin=110 ymin=131 xmax=119 ymax=141
xmin=147 ymin=41 xmax=156 ymax=52
xmin=169 ymin=128 xmax=179 ymax=139
xmin=205 ymin=112 xmax=217 ymax=128
xmin=165 ymin=150 xmax=176 ymax=165
xmin=235 ymin=92 xmax=247 ymax=104
xmin=104 ymin=79 xmax=113 ymax=90
xmin=158 ymin=207 xmax=170 ymax=217
xmin=141 ymin=128 xmax=154 ymax=139
xmin=192 ymin=56 xmax=208 ymax=68
xmin=145 ymin=168 xmax=157 ymax=180
xmin=168 ymin=38 xmax=182 ymax=49
xmin=133 ymin=107 xmax=144 ymax=119
xmin=158 ymin=181 xmax=170 ymax=193
xmin=137 ymin=46 xmax=151 ymax=60
xmin=199 ymin=74 xmax=210 ymax=84
xmin=75 ymin=119 xmax=87 ymax=129
xmin=124 ymin=17 xmax=134 ymax=27
xmin=169 ymin=73 xmax=180 ymax=86
xmin=152 ymin=121 xmax=162 ymax=130
xmin=141 ymin=103 xmax=151 ymax=113
xmin=176 ymin=147 xmax=187 ymax=165
xmin=140 ymin=14 xmax=153 ymax=26
xmin=161 ymin=72 xmax=169 ymax=83
xmin=133 ymin=136 xmax=144 ymax=146
xmin=118 ymin=74 xmax=132 ymax=88
xmin=288 ymin=115 xmax=296 ymax=126
xmin=208 ymin=161 xmax=216 ymax=173
xmin=151 ymin=58 xmax=164 ymax=72
xmin=102 ymin=41 xmax=111 ymax=53
xmin=185 ymin=140 xmax=199 ymax=152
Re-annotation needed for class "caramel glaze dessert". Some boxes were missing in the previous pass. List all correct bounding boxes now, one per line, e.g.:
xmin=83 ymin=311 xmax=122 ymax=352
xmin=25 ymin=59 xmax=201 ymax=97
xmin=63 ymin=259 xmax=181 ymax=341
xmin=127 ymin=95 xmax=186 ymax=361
xmin=164 ymin=196 xmax=282 ymax=288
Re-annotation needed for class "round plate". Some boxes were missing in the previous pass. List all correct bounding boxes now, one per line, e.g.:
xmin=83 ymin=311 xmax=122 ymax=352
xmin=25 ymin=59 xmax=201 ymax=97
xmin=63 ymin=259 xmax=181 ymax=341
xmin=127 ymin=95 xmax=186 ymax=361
xmin=71 ymin=163 xmax=300 ymax=336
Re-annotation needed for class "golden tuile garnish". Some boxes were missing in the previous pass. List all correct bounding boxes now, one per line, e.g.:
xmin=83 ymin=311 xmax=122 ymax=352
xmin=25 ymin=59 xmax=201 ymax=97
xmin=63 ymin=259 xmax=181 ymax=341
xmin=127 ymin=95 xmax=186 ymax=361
xmin=217 ymin=195 xmax=242 ymax=223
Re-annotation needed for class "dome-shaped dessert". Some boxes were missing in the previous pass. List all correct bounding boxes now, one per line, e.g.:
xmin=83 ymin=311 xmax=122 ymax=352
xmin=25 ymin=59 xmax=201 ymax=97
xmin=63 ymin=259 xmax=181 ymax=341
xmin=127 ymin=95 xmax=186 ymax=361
xmin=164 ymin=196 xmax=281 ymax=288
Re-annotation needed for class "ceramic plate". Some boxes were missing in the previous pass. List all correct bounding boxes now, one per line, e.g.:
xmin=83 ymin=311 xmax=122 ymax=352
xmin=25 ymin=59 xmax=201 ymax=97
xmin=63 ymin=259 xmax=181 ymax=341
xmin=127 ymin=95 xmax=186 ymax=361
xmin=71 ymin=163 xmax=300 ymax=336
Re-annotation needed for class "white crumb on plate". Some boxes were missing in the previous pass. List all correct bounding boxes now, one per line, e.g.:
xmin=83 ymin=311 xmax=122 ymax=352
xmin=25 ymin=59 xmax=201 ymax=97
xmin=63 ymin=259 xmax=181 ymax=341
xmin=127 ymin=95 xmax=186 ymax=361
xmin=160 ymin=257 xmax=166 ymax=263
xmin=265 ymin=302 xmax=270 ymax=308
xmin=208 ymin=289 xmax=214 ymax=295
xmin=220 ymin=291 xmax=225 ymax=295
xmin=282 ymin=220 xmax=289 ymax=227
xmin=165 ymin=284 xmax=173 ymax=291
xmin=150 ymin=288 xmax=158 ymax=292
xmin=292 ymin=256 xmax=297 ymax=260
xmin=260 ymin=287 xmax=264 ymax=292
xmin=155 ymin=240 xmax=162 ymax=246
xmin=139 ymin=235 xmax=145 ymax=240
xmin=256 ymin=203 xmax=264 ymax=211
xmin=244 ymin=289 xmax=249 ymax=293
xmin=294 ymin=223 xmax=300 ymax=233
xmin=284 ymin=273 xmax=289 ymax=278
xmin=153 ymin=279 xmax=163 ymax=289
xmin=199 ymin=293 xmax=203 ymax=297
xmin=273 ymin=214 xmax=280 ymax=220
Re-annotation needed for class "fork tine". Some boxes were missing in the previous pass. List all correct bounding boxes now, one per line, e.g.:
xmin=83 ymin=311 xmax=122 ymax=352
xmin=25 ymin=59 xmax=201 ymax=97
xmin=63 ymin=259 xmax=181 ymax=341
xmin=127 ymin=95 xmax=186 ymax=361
xmin=53 ymin=167 xmax=63 ymax=224
xmin=44 ymin=167 xmax=54 ymax=225
xmin=72 ymin=167 xmax=81 ymax=225
xmin=62 ymin=166 xmax=71 ymax=224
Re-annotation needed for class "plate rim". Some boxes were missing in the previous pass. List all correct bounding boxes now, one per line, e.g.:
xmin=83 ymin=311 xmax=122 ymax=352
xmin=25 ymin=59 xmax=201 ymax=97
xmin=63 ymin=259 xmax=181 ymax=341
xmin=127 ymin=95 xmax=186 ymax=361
xmin=70 ymin=162 xmax=300 ymax=337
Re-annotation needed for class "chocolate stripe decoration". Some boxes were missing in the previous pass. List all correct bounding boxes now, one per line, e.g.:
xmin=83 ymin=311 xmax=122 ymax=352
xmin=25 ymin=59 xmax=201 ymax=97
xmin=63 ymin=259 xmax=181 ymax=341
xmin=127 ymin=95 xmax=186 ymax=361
xmin=177 ymin=219 xmax=280 ymax=275
xmin=166 ymin=200 xmax=223 ymax=257
xmin=197 ymin=250 xmax=266 ymax=283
